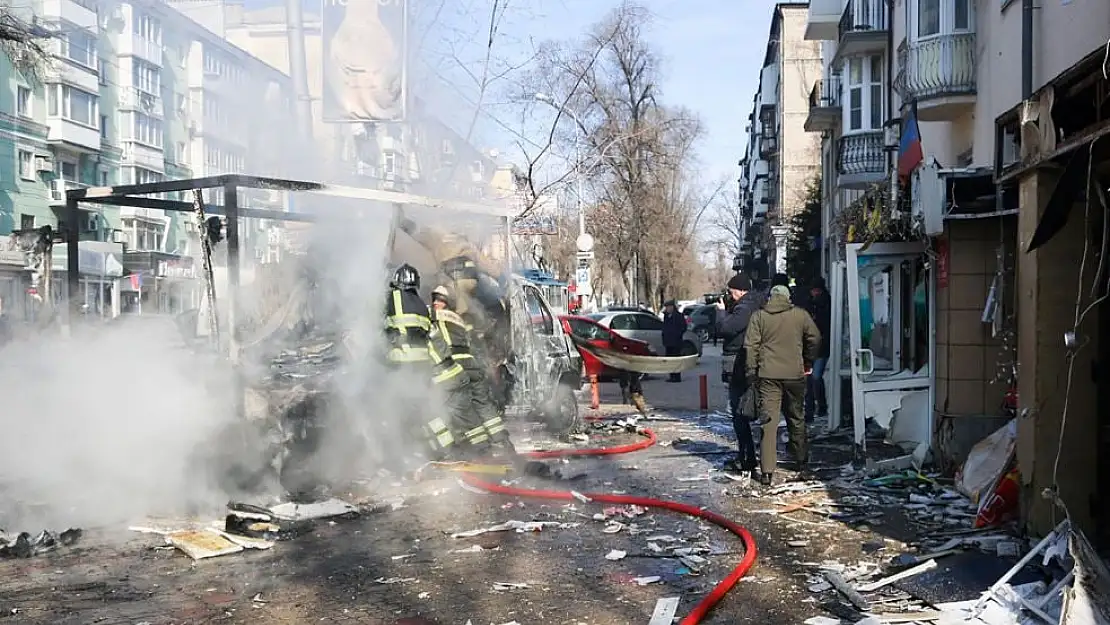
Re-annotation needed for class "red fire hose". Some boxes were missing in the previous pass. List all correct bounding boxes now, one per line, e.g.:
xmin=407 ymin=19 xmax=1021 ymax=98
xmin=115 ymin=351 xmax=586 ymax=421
xmin=461 ymin=424 xmax=759 ymax=625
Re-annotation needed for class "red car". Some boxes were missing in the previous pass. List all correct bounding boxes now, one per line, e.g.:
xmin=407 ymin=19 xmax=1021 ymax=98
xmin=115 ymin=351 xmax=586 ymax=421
xmin=559 ymin=314 xmax=654 ymax=381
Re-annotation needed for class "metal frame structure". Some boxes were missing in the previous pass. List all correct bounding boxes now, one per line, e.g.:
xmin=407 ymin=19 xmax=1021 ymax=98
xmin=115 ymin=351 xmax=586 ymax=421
xmin=65 ymin=174 xmax=515 ymax=360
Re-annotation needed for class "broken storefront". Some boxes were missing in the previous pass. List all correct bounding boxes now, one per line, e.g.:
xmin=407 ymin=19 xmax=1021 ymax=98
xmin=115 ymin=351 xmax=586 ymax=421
xmin=120 ymin=252 xmax=198 ymax=315
xmin=50 ymin=241 xmax=125 ymax=318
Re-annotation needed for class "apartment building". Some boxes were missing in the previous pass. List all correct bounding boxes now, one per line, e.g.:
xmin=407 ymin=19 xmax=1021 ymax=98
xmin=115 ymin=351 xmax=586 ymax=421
xmin=804 ymin=0 xmax=1110 ymax=544
xmin=0 ymin=0 xmax=296 ymax=318
xmin=169 ymin=0 xmax=499 ymax=201
xmin=737 ymin=3 xmax=822 ymax=275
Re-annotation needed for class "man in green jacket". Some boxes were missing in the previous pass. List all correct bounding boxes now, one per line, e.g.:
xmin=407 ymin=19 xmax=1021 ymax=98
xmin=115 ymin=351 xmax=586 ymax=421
xmin=744 ymin=285 xmax=821 ymax=486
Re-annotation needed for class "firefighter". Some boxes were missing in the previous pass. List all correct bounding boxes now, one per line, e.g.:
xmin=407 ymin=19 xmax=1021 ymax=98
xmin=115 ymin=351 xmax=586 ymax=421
xmin=384 ymin=264 xmax=460 ymax=460
xmin=430 ymin=285 xmax=517 ymax=458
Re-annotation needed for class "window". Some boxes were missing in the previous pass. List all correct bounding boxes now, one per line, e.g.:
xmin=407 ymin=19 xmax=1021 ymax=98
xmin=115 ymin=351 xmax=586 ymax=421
xmin=523 ymin=286 xmax=554 ymax=335
xmin=567 ymin=318 xmax=609 ymax=341
xmin=383 ymin=151 xmax=396 ymax=175
xmin=128 ymin=112 xmax=163 ymax=147
xmin=122 ymin=216 xmax=165 ymax=252
xmin=62 ymin=27 xmax=96 ymax=68
xmin=176 ymin=141 xmax=187 ymax=164
xmin=55 ymin=160 xmax=77 ymax=182
xmin=99 ymin=170 xmax=110 ymax=186
xmin=130 ymin=167 xmax=164 ymax=185
xmin=20 ymin=214 xmax=34 ymax=230
xmin=914 ymin=0 xmax=972 ymax=39
xmin=844 ymin=56 xmax=884 ymax=132
xmin=133 ymin=13 xmax=161 ymax=43
xmin=98 ymin=57 xmax=107 ymax=85
xmin=132 ymin=60 xmax=161 ymax=94
xmin=633 ymin=313 xmax=663 ymax=332
xmin=610 ymin=314 xmax=636 ymax=331
xmin=47 ymin=85 xmax=99 ymax=127
xmin=917 ymin=0 xmax=940 ymax=37
xmin=100 ymin=115 xmax=108 ymax=139
xmin=15 ymin=86 xmax=31 ymax=117
xmin=17 ymin=150 xmax=34 ymax=180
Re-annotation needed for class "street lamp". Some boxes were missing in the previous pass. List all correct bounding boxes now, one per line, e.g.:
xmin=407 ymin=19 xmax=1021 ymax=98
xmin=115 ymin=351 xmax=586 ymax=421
xmin=534 ymin=92 xmax=594 ymax=306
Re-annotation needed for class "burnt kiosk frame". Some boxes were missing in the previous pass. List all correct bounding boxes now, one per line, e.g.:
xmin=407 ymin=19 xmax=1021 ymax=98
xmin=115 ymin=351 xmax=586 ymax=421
xmin=64 ymin=173 xmax=515 ymax=363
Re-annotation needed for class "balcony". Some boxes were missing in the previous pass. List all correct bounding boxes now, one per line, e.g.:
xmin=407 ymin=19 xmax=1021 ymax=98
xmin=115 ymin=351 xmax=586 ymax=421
xmin=121 ymin=141 xmax=165 ymax=172
xmin=47 ymin=118 xmax=100 ymax=151
xmin=836 ymin=131 xmax=886 ymax=189
xmin=117 ymin=34 xmax=162 ymax=67
xmin=118 ymin=87 xmax=164 ymax=118
xmin=759 ymin=133 xmax=779 ymax=159
xmin=805 ymin=76 xmax=842 ymax=132
xmin=805 ymin=0 xmax=842 ymax=41
xmin=896 ymin=34 xmax=977 ymax=122
xmin=836 ymin=0 xmax=888 ymax=61
xmin=41 ymin=0 xmax=96 ymax=29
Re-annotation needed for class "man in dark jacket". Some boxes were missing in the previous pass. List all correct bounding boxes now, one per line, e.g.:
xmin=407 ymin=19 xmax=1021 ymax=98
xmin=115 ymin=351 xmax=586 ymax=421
xmin=804 ymin=277 xmax=832 ymax=423
xmin=661 ymin=300 xmax=686 ymax=382
xmin=745 ymin=285 xmax=821 ymax=486
xmin=717 ymin=274 xmax=765 ymax=476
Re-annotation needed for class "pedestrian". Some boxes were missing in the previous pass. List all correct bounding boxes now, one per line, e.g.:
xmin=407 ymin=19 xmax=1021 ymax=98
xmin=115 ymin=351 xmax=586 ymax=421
xmin=661 ymin=300 xmax=686 ymax=382
xmin=804 ymin=277 xmax=832 ymax=425
xmin=430 ymin=285 xmax=517 ymax=459
xmin=745 ymin=284 xmax=821 ymax=486
xmin=717 ymin=274 xmax=766 ymax=476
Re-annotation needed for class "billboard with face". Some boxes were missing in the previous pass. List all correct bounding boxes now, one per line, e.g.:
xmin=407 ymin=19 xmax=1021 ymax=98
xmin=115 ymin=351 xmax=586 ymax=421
xmin=321 ymin=0 xmax=407 ymax=122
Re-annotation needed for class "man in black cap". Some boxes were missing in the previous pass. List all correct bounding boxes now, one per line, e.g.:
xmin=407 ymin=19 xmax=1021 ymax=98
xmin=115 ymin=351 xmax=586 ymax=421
xmin=661 ymin=299 xmax=686 ymax=382
xmin=716 ymin=274 xmax=766 ymax=476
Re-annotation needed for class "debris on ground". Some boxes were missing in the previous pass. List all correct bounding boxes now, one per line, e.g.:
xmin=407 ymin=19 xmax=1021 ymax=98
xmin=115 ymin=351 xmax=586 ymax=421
xmin=0 ymin=528 xmax=81 ymax=558
xmin=450 ymin=519 xmax=578 ymax=538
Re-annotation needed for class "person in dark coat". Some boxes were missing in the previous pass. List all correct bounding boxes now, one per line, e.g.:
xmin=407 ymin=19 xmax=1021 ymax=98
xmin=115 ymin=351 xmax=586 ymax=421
xmin=661 ymin=300 xmax=686 ymax=382
xmin=717 ymin=274 xmax=766 ymax=476
xmin=804 ymin=276 xmax=832 ymax=423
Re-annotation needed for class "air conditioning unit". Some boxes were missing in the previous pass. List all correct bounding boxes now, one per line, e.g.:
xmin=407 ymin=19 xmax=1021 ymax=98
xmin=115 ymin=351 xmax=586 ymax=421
xmin=140 ymin=93 xmax=155 ymax=112
xmin=35 ymin=156 xmax=53 ymax=172
xmin=85 ymin=213 xmax=99 ymax=232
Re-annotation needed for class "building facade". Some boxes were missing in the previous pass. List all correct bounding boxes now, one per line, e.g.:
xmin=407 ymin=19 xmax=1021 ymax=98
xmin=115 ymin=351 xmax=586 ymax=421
xmin=802 ymin=0 xmax=1110 ymax=545
xmin=0 ymin=0 xmax=296 ymax=318
xmin=737 ymin=3 xmax=823 ymax=276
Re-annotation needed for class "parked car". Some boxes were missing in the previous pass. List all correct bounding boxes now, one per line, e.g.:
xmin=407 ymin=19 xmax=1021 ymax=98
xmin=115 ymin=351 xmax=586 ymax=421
xmin=587 ymin=311 xmax=703 ymax=357
xmin=684 ymin=304 xmax=719 ymax=343
xmin=559 ymin=314 xmax=654 ymax=381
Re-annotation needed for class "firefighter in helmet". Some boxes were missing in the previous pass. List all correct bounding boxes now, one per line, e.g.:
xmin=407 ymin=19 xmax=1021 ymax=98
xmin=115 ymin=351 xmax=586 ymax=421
xmin=430 ymin=285 xmax=517 ymax=458
xmin=384 ymin=263 xmax=462 ymax=459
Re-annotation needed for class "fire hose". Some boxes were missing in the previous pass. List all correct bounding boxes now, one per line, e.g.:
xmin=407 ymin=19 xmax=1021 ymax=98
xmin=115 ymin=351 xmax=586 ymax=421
xmin=461 ymin=422 xmax=759 ymax=625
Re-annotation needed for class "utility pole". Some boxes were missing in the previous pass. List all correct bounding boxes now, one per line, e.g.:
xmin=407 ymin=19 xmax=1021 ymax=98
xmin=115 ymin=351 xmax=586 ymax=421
xmin=286 ymin=0 xmax=315 ymax=159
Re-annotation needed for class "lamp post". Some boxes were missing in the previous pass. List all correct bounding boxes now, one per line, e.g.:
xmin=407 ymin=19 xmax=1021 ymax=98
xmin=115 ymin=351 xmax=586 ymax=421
xmin=534 ymin=92 xmax=593 ymax=308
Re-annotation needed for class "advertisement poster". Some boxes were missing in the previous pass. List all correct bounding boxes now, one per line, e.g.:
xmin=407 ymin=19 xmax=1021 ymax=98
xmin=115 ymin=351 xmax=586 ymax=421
xmin=321 ymin=0 xmax=407 ymax=122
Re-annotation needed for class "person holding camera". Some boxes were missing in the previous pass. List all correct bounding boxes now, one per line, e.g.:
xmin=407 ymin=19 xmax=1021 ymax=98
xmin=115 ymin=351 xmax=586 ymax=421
xmin=717 ymin=274 xmax=766 ymax=477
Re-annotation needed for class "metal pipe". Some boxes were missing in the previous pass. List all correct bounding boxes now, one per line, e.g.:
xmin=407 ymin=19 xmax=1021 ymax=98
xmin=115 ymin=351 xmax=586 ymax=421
xmin=65 ymin=197 xmax=80 ymax=334
xmin=224 ymin=183 xmax=241 ymax=365
xmin=1022 ymin=0 xmax=1034 ymax=99
xmin=286 ymin=0 xmax=315 ymax=150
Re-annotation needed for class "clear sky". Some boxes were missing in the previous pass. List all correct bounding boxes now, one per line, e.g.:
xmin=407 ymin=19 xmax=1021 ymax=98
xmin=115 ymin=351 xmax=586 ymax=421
xmin=417 ymin=0 xmax=784 ymax=185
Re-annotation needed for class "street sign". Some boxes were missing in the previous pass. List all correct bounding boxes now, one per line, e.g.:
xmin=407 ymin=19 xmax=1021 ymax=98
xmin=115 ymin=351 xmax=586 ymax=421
xmin=575 ymin=267 xmax=590 ymax=289
xmin=576 ymin=233 xmax=594 ymax=252
xmin=577 ymin=250 xmax=594 ymax=261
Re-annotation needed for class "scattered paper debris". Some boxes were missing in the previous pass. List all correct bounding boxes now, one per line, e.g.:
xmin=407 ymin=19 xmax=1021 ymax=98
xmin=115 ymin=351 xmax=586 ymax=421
xmin=166 ymin=530 xmax=244 ymax=560
xmin=374 ymin=577 xmax=416 ymax=584
xmin=605 ymin=549 xmax=627 ymax=561
xmin=571 ymin=490 xmax=592 ymax=503
xmin=451 ymin=545 xmax=498 ymax=554
xmin=634 ymin=576 xmax=661 ymax=586
xmin=648 ymin=597 xmax=681 ymax=625
xmin=492 ymin=582 xmax=529 ymax=591
xmin=269 ymin=498 xmax=357 ymax=521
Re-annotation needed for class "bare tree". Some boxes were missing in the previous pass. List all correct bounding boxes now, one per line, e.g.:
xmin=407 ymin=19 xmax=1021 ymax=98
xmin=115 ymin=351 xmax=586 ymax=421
xmin=0 ymin=9 xmax=50 ymax=84
xmin=707 ymin=182 xmax=746 ymax=258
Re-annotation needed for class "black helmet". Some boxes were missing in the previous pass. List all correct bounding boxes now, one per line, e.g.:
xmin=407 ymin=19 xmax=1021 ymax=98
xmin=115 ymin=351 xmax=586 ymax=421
xmin=391 ymin=263 xmax=420 ymax=290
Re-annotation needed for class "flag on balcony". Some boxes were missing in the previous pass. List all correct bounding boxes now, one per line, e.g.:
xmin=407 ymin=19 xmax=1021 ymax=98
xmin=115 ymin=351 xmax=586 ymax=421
xmin=898 ymin=101 xmax=924 ymax=180
xmin=129 ymin=273 xmax=142 ymax=290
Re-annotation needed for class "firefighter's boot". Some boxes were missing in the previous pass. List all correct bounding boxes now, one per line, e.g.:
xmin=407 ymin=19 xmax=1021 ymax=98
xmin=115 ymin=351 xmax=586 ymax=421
xmin=630 ymin=392 xmax=648 ymax=415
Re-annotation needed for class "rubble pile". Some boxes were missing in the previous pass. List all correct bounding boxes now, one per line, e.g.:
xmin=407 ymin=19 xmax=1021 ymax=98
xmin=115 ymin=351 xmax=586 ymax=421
xmin=0 ymin=528 xmax=81 ymax=558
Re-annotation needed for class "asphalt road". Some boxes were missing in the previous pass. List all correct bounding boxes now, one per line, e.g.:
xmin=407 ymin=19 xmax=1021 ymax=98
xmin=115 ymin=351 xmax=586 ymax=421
xmin=0 ymin=344 xmax=924 ymax=625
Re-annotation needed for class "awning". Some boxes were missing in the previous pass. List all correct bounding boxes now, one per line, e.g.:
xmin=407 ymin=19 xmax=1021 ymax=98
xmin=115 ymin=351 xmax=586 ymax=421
xmin=51 ymin=241 xmax=124 ymax=277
